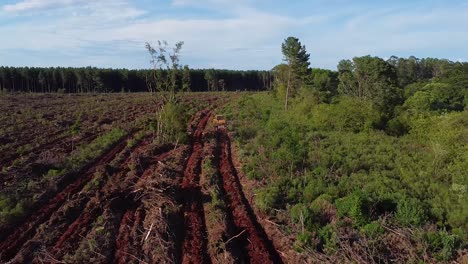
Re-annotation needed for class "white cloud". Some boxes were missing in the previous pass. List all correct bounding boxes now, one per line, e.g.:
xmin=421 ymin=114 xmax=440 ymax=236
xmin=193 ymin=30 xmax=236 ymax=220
xmin=2 ymin=0 xmax=86 ymax=12
xmin=0 ymin=0 xmax=468 ymax=69
xmin=172 ymin=0 xmax=248 ymax=8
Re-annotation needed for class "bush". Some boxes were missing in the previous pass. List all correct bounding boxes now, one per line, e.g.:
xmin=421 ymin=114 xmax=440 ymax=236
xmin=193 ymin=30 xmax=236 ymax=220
xmin=318 ymin=224 xmax=339 ymax=254
xmin=289 ymin=203 xmax=313 ymax=228
xmin=311 ymin=97 xmax=380 ymax=133
xmin=255 ymin=186 xmax=281 ymax=213
xmin=395 ymin=197 xmax=427 ymax=227
xmin=294 ymin=232 xmax=315 ymax=252
xmin=336 ymin=191 xmax=370 ymax=227
xmin=0 ymin=195 xmax=26 ymax=225
xmin=310 ymin=194 xmax=333 ymax=215
xmin=424 ymin=230 xmax=461 ymax=261
xmin=303 ymin=177 xmax=327 ymax=203
xmin=158 ymin=101 xmax=189 ymax=144
xmin=361 ymin=221 xmax=384 ymax=238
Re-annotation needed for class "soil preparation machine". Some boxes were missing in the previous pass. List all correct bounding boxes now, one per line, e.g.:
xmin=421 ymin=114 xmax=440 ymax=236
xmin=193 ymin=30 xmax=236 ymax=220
xmin=213 ymin=114 xmax=226 ymax=130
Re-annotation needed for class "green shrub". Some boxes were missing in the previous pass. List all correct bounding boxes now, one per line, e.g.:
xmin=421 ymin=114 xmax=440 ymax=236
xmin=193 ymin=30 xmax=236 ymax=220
xmin=424 ymin=230 xmax=461 ymax=261
xmin=255 ymin=186 xmax=281 ymax=213
xmin=336 ymin=191 xmax=370 ymax=227
xmin=0 ymin=195 xmax=26 ymax=225
xmin=386 ymin=116 xmax=409 ymax=136
xmin=294 ymin=232 xmax=314 ymax=252
xmin=70 ymin=113 xmax=82 ymax=136
xmin=395 ymin=198 xmax=427 ymax=227
xmin=318 ymin=224 xmax=339 ymax=254
xmin=361 ymin=221 xmax=384 ymax=238
xmin=303 ymin=177 xmax=327 ymax=203
xmin=221 ymin=91 xmax=468 ymax=255
xmin=158 ymin=101 xmax=189 ymax=144
xmin=289 ymin=203 xmax=313 ymax=228
xmin=311 ymin=97 xmax=380 ymax=133
xmin=45 ymin=168 xmax=61 ymax=179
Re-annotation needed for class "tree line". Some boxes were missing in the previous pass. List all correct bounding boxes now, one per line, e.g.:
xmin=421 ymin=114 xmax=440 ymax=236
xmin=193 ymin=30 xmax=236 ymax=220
xmin=0 ymin=67 xmax=273 ymax=93
xmin=275 ymin=36 xmax=467 ymax=117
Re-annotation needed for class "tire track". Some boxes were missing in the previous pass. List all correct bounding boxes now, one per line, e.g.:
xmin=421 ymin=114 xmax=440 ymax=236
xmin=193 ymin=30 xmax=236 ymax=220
xmin=216 ymin=129 xmax=283 ymax=264
xmin=180 ymin=110 xmax=211 ymax=264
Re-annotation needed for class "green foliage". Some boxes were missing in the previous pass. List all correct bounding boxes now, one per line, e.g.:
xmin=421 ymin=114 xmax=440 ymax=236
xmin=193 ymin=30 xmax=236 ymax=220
xmin=157 ymin=101 xmax=189 ymax=144
xmin=303 ymin=177 xmax=327 ymax=203
xmin=318 ymin=224 xmax=339 ymax=254
xmin=338 ymin=55 xmax=401 ymax=114
xmin=255 ymin=186 xmax=282 ymax=213
xmin=222 ymin=56 xmax=467 ymax=261
xmin=45 ymin=168 xmax=61 ymax=179
xmin=395 ymin=197 xmax=427 ymax=227
xmin=424 ymin=230 xmax=462 ymax=261
xmin=361 ymin=221 xmax=384 ymax=238
xmin=0 ymin=195 xmax=26 ymax=225
xmin=281 ymin=36 xmax=310 ymax=80
xmin=309 ymin=68 xmax=339 ymax=102
xmin=289 ymin=203 xmax=313 ymax=228
xmin=310 ymin=97 xmax=380 ymax=133
xmin=210 ymin=189 xmax=225 ymax=211
xmin=336 ymin=191 xmax=370 ymax=227
xmin=279 ymin=36 xmax=311 ymax=109
xmin=67 ymin=128 xmax=126 ymax=172
xmin=294 ymin=232 xmax=315 ymax=251
xmin=70 ymin=112 xmax=82 ymax=136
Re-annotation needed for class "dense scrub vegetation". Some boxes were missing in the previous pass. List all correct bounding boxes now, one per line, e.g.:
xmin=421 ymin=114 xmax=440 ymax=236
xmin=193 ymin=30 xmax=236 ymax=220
xmin=223 ymin=47 xmax=467 ymax=261
xmin=0 ymin=67 xmax=272 ymax=93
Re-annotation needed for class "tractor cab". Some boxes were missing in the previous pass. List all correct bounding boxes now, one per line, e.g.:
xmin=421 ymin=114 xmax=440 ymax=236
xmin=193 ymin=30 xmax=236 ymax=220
xmin=213 ymin=115 xmax=226 ymax=129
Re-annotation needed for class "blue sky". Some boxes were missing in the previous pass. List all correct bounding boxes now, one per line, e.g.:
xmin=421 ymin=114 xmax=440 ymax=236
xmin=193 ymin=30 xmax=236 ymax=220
xmin=0 ymin=0 xmax=467 ymax=70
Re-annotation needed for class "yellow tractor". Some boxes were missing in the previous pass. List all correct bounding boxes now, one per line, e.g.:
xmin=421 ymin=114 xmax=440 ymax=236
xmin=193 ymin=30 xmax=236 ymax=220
xmin=213 ymin=114 xmax=226 ymax=130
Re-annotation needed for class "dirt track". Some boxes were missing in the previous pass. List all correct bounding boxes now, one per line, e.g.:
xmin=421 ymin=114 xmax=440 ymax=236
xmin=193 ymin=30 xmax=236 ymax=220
xmin=180 ymin=110 xmax=211 ymax=264
xmin=215 ymin=129 xmax=283 ymax=264
xmin=0 ymin=105 xmax=283 ymax=264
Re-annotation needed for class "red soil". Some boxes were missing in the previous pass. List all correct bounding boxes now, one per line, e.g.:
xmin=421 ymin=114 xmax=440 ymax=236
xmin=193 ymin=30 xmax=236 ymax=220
xmin=180 ymin=110 xmax=211 ymax=264
xmin=51 ymin=206 xmax=100 ymax=254
xmin=114 ymin=208 xmax=136 ymax=264
xmin=217 ymin=129 xmax=283 ymax=264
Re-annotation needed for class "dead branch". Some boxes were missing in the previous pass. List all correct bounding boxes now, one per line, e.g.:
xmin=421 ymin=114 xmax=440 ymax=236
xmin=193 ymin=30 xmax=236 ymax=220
xmin=145 ymin=222 xmax=154 ymax=242
xmin=225 ymin=229 xmax=247 ymax=245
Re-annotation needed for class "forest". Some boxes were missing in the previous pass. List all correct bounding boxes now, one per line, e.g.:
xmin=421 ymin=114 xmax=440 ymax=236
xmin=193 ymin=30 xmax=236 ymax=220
xmin=0 ymin=67 xmax=272 ymax=93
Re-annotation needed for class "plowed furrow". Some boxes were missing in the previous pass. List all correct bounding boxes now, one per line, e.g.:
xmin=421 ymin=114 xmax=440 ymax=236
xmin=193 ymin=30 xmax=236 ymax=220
xmin=181 ymin=110 xmax=211 ymax=264
xmin=0 ymin=132 xmax=132 ymax=261
xmin=217 ymin=130 xmax=283 ymax=264
xmin=45 ymin=137 xmax=160 ymax=257
xmin=114 ymin=208 xmax=137 ymax=264
xmin=0 ymin=132 xmax=68 ymax=170
xmin=0 ymin=134 xmax=99 ymax=189
xmin=51 ymin=206 xmax=101 ymax=256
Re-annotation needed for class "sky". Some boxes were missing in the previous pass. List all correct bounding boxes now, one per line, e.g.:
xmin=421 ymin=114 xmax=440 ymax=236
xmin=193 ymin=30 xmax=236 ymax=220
xmin=0 ymin=0 xmax=467 ymax=70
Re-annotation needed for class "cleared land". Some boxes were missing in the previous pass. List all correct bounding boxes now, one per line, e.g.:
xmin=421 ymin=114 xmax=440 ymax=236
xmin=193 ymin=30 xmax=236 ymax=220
xmin=0 ymin=93 xmax=283 ymax=263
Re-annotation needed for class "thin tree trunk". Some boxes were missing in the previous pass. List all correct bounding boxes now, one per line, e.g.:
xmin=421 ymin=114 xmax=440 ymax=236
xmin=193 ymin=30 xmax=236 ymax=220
xmin=285 ymin=67 xmax=291 ymax=110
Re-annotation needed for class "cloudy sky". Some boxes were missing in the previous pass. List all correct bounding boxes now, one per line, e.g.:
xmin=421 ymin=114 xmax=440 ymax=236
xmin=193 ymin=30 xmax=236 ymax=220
xmin=0 ymin=0 xmax=467 ymax=70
